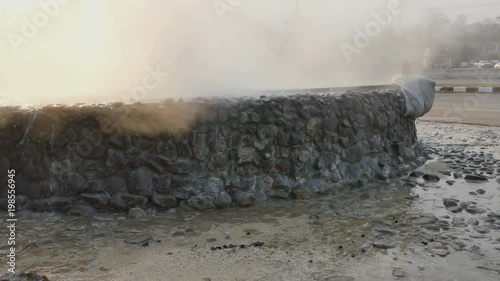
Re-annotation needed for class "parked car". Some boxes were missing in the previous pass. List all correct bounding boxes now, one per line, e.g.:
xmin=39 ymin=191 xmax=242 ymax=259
xmin=491 ymin=60 xmax=500 ymax=65
xmin=495 ymin=62 xmax=500 ymax=69
xmin=475 ymin=60 xmax=493 ymax=69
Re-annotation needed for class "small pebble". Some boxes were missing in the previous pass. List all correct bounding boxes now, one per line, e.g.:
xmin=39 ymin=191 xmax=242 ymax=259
xmin=392 ymin=268 xmax=408 ymax=277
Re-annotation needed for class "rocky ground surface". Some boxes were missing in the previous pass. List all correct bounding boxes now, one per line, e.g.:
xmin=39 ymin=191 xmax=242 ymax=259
xmin=0 ymin=120 xmax=499 ymax=281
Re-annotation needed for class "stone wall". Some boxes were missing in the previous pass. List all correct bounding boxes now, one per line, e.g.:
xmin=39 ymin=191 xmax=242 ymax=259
xmin=0 ymin=91 xmax=425 ymax=213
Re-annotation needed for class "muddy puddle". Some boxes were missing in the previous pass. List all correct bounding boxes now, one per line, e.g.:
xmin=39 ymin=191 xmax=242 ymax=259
xmin=1 ymin=122 xmax=499 ymax=281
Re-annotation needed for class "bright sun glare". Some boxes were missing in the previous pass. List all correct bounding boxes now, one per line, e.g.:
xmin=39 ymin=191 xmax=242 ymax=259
xmin=0 ymin=0 xmax=38 ymax=19
xmin=0 ymin=0 xmax=115 ymax=104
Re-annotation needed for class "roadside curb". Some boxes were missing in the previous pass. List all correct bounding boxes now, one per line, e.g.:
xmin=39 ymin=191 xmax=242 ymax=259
xmin=436 ymin=86 xmax=500 ymax=93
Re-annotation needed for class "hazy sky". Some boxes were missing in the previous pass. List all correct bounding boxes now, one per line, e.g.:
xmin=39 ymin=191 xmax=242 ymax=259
xmin=1 ymin=0 xmax=499 ymax=104
xmin=239 ymin=0 xmax=500 ymax=30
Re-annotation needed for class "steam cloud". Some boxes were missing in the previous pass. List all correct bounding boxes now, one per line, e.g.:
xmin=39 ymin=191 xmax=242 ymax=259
xmin=4 ymin=0 xmax=495 ymax=136
xmin=0 ymin=0 xmax=420 ymax=106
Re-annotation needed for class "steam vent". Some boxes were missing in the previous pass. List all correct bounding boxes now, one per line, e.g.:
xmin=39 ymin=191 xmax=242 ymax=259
xmin=0 ymin=91 xmax=425 ymax=213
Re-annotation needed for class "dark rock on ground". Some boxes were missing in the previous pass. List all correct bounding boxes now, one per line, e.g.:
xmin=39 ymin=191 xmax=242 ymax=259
xmin=35 ymin=236 xmax=61 ymax=247
xmin=422 ymin=224 xmax=441 ymax=232
xmin=128 ymin=207 xmax=147 ymax=218
xmin=443 ymin=198 xmax=460 ymax=208
xmin=473 ymin=225 xmax=491 ymax=234
xmin=273 ymin=175 xmax=293 ymax=192
xmin=109 ymin=193 xmax=147 ymax=210
xmin=233 ymin=192 xmax=256 ymax=207
xmin=291 ymin=187 xmax=311 ymax=199
xmin=467 ymin=218 xmax=480 ymax=226
xmin=31 ymin=197 xmax=76 ymax=212
xmin=79 ymin=193 xmax=109 ymax=206
xmin=488 ymin=212 xmax=500 ymax=219
xmin=392 ymin=268 xmax=408 ymax=278
xmin=66 ymin=218 xmax=89 ymax=231
xmin=151 ymin=193 xmax=178 ymax=209
xmin=464 ymin=202 xmax=486 ymax=214
xmin=0 ymin=273 xmax=49 ymax=281
xmin=409 ymin=171 xmax=424 ymax=178
xmin=210 ymin=241 xmax=265 ymax=251
xmin=322 ymin=277 xmax=354 ymax=281
xmin=477 ymin=262 xmax=500 ymax=274
xmin=268 ymin=189 xmax=290 ymax=199
xmin=68 ymin=204 xmax=97 ymax=217
xmin=438 ymin=170 xmax=452 ymax=176
xmin=423 ymin=174 xmax=440 ymax=182
xmin=464 ymin=174 xmax=489 ymax=183
xmin=309 ymin=179 xmax=331 ymax=194
xmin=0 ymin=195 xmax=30 ymax=211
xmin=187 ymin=195 xmax=215 ymax=210
xmin=452 ymin=217 xmax=467 ymax=227
xmin=476 ymin=189 xmax=486 ymax=195
xmin=124 ymin=234 xmax=153 ymax=245
xmin=205 ymin=178 xmax=224 ymax=198
xmin=410 ymin=214 xmax=438 ymax=225
xmin=429 ymin=248 xmax=450 ymax=257
xmin=215 ymin=192 xmax=232 ymax=208
xmin=450 ymin=203 xmax=467 ymax=213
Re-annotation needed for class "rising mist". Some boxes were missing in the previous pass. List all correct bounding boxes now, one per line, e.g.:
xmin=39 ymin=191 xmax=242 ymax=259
xmin=0 ymin=0 xmax=445 ymax=105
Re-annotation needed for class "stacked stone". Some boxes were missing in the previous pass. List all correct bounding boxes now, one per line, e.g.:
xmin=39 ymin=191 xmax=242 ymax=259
xmin=0 ymin=91 xmax=425 ymax=212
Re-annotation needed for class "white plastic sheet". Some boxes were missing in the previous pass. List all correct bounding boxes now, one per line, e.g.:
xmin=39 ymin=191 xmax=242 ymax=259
xmin=392 ymin=75 xmax=436 ymax=118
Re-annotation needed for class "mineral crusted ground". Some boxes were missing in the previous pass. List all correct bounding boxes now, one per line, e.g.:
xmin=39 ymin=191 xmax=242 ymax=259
xmin=0 ymin=121 xmax=499 ymax=281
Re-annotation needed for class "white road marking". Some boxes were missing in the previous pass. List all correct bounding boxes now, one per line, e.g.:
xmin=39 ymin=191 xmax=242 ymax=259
xmin=432 ymin=107 xmax=500 ymax=113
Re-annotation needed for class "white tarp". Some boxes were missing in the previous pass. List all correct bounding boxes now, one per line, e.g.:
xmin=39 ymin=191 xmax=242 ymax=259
xmin=392 ymin=75 xmax=436 ymax=118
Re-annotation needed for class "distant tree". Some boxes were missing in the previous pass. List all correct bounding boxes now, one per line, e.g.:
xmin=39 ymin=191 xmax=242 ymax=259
xmin=421 ymin=10 xmax=451 ymax=46
xmin=478 ymin=18 xmax=498 ymax=55
xmin=451 ymin=15 xmax=468 ymax=41
xmin=449 ymin=44 xmax=481 ymax=66
xmin=453 ymin=15 xmax=468 ymax=26
xmin=422 ymin=10 xmax=451 ymax=30
xmin=481 ymin=18 xmax=495 ymax=26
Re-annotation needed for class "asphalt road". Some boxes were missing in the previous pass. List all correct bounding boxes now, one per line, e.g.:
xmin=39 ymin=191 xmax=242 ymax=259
xmin=433 ymin=78 xmax=500 ymax=86
xmin=420 ymin=92 xmax=500 ymax=126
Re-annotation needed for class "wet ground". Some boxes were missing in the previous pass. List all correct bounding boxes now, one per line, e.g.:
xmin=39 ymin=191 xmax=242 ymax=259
xmin=420 ymin=93 xmax=500 ymax=126
xmin=1 ymin=121 xmax=500 ymax=281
